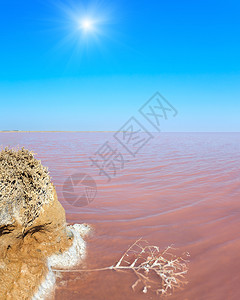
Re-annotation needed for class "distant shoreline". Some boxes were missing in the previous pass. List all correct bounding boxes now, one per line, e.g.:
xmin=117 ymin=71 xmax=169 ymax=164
xmin=0 ymin=131 xmax=239 ymax=133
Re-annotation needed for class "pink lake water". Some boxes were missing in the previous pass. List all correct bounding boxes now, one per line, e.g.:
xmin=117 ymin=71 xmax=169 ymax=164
xmin=1 ymin=132 xmax=240 ymax=300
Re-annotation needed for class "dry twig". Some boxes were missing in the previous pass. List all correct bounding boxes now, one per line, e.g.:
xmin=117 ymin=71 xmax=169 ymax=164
xmin=53 ymin=238 xmax=189 ymax=296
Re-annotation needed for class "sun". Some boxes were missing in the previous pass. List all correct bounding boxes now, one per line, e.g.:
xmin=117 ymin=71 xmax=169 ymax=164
xmin=79 ymin=18 xmax=95 ymax=32
xmin=52 ymin=1 xmax=116 ymax=52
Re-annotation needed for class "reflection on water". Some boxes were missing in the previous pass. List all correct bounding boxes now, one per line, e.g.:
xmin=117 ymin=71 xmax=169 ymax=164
xmin=1 ymin=132 xmax=240 ymax=300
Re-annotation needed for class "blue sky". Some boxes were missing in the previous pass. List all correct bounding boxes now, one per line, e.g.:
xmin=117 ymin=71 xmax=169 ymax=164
xmin=0 ymin=0 xmax=239 ymax=131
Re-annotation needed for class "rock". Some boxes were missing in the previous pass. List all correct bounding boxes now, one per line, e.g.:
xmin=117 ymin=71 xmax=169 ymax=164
xmin=0 ymin=147 xmax=88 ymax=300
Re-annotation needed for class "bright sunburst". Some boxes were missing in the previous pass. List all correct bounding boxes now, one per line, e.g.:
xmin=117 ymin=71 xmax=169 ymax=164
xmin=80 ymin=18 xmax=95 ymax=32
xmin=49 ymin=0 xmax=118 ymax=62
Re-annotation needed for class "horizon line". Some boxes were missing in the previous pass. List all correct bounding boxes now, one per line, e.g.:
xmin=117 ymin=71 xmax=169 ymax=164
xmin=0 ymin=131 xmax=239 ymax=133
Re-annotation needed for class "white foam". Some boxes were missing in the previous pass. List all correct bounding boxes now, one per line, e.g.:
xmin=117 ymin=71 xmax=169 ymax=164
xmin=32 ymin=223 xmax=90 ymax=300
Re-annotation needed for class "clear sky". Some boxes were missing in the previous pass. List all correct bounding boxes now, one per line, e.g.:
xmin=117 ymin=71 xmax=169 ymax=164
xmin=0 ymin=0 xmax=239 ymax=131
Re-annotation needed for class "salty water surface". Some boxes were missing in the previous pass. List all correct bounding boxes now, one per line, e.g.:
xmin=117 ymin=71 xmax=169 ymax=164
xmin=1 ymin=132 xmax=240 ymax=300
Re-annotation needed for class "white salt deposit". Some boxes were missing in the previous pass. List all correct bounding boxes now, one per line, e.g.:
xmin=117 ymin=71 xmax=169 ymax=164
xmin=32 ymin=223 xmax=91 ymax=300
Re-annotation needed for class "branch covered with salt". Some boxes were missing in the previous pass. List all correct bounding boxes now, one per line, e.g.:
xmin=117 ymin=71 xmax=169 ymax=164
xmin=53 ymin=238 xmax=190 ymax=296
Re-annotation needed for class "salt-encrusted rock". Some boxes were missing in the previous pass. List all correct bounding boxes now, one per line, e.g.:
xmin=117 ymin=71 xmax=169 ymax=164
xmin=0 ymin=148 xmax=89 ymax=300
